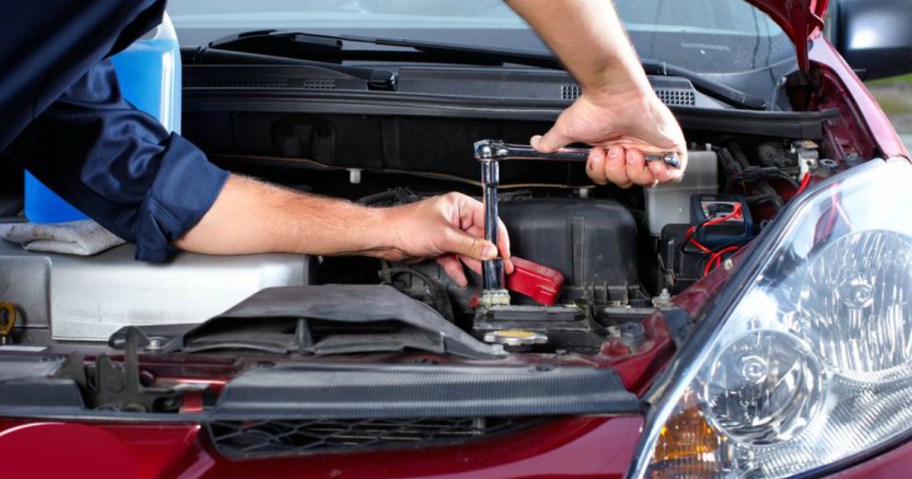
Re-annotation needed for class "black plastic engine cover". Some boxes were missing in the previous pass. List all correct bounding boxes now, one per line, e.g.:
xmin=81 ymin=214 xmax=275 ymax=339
xmin=498 ymin=198 xmax=638 ymax=290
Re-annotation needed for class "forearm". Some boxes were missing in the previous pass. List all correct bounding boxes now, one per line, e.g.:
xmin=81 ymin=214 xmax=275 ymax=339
xmin=506 ymin=0 xmax=650 ymax=100
xmin=174 ymin=174 xmax=391 ymax=257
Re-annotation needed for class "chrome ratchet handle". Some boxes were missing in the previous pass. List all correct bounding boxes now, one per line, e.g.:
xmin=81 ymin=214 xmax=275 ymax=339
xmin=473 ymin=139 xmax=681 ymax=168
xmin=473 ymin=139 xmax=681 ymax=298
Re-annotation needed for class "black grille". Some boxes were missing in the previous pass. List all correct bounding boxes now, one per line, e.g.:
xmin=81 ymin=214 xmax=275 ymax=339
xmin=197 ymin=79 xmax=291 ymax=89
xmin=299 ymin=79 xmax=336 ymax=90
xmin=207 ymin=417 xmax=540 ymax=458
xmin=561 ymin=84 xmax=695 ymax=106
xmin=655 ymin=88 xmax=696 ymax=106
xmin=560 ymin=84 xmax=581 ymax=100
xmin=195 ymin=79 xmax=336 ymax=90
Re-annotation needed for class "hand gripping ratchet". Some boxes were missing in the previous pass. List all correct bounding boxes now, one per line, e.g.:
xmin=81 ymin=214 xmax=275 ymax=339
xmin=473 ymin=139 xmax=680 ymax=304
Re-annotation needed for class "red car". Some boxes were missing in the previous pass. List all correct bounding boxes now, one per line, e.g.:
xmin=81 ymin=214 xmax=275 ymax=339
xmin=2 ymin=0 xmax=912 ymax=478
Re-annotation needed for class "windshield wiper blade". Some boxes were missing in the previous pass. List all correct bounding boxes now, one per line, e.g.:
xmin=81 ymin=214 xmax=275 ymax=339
xmin=209 ymin=29 xmax=346 ymax=62
xmin=205 ymin=30 xmax=767 ymax=109
xmin=208 ymin=29 xmax=558 ymax=68
xmin=374 ymin=39 xmax=768 ymax=109
xmin=389 ymin=39 xmax=769 ymax=109
xmin=198 ymin=30 xmax=397 ymax=90
xmin=368 ymin=36 xmax=561 ymax=68
xmin=378 ymin=39 xmax=768 ymax=109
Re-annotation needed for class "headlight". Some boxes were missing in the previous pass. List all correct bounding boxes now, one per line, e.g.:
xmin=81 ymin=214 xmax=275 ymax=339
xmin=632 ymin=159 xmax=912 ymax=479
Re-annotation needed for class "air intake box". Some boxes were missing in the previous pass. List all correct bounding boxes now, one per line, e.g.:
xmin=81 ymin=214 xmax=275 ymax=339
xmin=498 ymin=199 xmax=638 ymax=304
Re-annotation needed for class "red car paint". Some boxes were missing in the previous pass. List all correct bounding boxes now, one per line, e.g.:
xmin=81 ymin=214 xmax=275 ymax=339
xmin=751 ymin=0 xmax=829 ymax=71
xmin=809 ymin=40 xmax=909 ymax=160
xmin=5 ymin=2 xmax=911 ymax=478
xmin=0 ymin=417 xmax=642 ymax=479
xmin=831 ymin=439 xmax=912 ymax=479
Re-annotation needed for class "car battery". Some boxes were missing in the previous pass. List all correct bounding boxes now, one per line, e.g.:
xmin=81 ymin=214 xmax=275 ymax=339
xmin=659 ymin=194 xmax=753 ymax=293
xmin=689 ymin=194 xmax=752 ymax=248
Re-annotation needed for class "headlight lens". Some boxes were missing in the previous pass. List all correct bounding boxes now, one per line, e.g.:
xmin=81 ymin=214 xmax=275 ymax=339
xmin=796 ymin=230 xmax=912 ymax=381
xmin=635 ymin=159 xmax=912 ymax=478
xmin=704 ymin=330 xmax=825 ymax=446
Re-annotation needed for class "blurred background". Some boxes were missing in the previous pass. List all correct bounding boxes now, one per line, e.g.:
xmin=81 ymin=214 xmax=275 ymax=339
xmin=868 ymin=75 xmax=912 ymax=151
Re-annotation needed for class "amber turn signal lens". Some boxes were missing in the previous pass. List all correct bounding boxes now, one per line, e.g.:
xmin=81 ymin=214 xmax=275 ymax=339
xmin=652 ymin=403 xmax=722 ymax=463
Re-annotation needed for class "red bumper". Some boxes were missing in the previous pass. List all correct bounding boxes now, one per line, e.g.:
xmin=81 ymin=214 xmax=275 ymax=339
xmin=0 ymin=416 xmax=642 ymax=479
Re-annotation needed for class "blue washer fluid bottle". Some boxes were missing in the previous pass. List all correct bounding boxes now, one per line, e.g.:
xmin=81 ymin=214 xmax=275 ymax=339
xmin=24 ymin=12 xmax=181 ymax=223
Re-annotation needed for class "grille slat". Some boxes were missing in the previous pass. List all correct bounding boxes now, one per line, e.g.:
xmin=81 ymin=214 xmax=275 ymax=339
xmin=207 ymin=417 xmax=539 ymax=458
xmin=560 ymin=83 xmax=696 ymax=106
xmin=656 ymin=88 xmax=696 ymax=106
xmin=560 ymin=84 xmax=581 ymax=100
xmin=195 ymin=78 xmax=336 ymax=90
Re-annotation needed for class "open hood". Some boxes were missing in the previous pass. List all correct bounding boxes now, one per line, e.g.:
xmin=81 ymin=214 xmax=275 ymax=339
xmin=749 ymin=0 xmax=829 ymax=71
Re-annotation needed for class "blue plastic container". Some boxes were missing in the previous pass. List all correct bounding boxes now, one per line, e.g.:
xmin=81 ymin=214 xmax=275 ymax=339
xmin=24 ymin=13 xmax=181 ymax=223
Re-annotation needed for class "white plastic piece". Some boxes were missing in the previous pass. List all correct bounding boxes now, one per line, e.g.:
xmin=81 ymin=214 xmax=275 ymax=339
xmin=0 ymin=242 xmax=310 ymax=342
xmin=349 ymin=169 xmax=362 ymax=184
xmin=652 ymin=288 xmax=672 ymax=308
xmin=645 ymin=150 xmax=719 ymax=235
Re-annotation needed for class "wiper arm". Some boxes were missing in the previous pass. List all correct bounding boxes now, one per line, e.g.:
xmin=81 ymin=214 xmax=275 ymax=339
xmin=195 ymin=30 xmax=397 ymax=90
xmin=207 ymin=29 xmax=558 ymax=68
xmin=375 ymin=39 xmax=767 ymax=109
xmin=640 ymin=59 xmax=767 ymax=110
xmin=204 ymin=30 xmax=767 ymax=109
xmin=368 ymin=36 xmax=560 ymax=68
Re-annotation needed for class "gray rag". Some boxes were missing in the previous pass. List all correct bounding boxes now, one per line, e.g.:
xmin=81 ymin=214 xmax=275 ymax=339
xmin=0 ymin=220 xmax=126 ymax=256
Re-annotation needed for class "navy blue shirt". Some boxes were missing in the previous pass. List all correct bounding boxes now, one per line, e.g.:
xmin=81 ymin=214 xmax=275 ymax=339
xmin=11 ymin=60 xmax=229 ymax=262
xmin=2 ymin=0 xmax=228 ymax=262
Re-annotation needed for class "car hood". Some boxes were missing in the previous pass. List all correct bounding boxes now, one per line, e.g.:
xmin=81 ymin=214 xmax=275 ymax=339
xmin=749 ymin=0 xmax=829 ymax=71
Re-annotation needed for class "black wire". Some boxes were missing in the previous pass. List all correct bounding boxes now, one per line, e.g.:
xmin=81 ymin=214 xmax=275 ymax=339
xmin=775 ymin=171 xmax=800 ymax=188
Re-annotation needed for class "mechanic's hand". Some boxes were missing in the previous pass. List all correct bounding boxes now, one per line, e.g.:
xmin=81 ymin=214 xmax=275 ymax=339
xmin=531 ymin=89 xmax=687 ymax=188
xmin=380 ymin=192 xmax=513 ymax=286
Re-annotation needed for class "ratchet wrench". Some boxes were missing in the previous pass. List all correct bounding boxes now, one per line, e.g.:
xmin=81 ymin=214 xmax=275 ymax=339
xmin=473 ymin=139 xmax=681 ymax=301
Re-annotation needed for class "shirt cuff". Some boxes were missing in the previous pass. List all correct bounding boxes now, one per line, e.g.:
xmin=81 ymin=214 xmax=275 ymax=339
xmin=133 ymin=133 xmax=229 ymax=262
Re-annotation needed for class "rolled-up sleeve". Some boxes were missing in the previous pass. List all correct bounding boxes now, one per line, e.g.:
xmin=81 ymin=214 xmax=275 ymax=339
xmin=11 ymin=59 xmax=229 ymax=262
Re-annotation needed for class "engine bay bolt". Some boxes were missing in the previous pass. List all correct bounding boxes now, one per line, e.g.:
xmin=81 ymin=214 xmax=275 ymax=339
xmin=651 ymin=288 xmax=672 ymax=308
xmin=106 ymin=377 xmax=125 ymax=393
xmin=723 ymin=258 xmax=735 ymax=271
xmin=818 ymin=158 xmax=839 ymax=178
xmin=619 ymin=322 xmax=646 ymax=343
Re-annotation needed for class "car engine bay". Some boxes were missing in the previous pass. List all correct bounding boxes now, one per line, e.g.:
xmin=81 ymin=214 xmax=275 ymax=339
xmin=2 ymin=126 xmax=831 ymax=352
xmin=0 ymin=64 xmax=868 ymax=413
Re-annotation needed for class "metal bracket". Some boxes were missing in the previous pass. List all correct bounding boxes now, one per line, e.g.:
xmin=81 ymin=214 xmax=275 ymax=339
xmin=59 ymin=328 xmax=181 ymax=412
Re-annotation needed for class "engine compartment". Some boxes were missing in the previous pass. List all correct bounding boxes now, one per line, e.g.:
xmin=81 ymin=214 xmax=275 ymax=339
xmin=0 ymin=93 xmax=866 ymax=414
xmin=1 ymin=133 xmax=830 ymax=351
xmin=0 ymin=101 xmax=843 ymax=360
xmin=200 ymin=123 xmax=832 ymax=356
